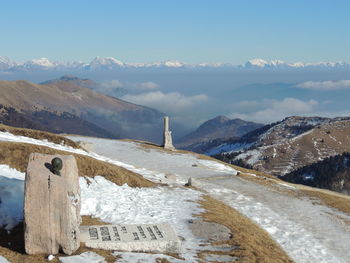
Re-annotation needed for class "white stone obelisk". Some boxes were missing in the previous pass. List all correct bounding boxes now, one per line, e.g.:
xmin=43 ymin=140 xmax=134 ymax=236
xmin=163 ymin=116 xmax=175 ymax=150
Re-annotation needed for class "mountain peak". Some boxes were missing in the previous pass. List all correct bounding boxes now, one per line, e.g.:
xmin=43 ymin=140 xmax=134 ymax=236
xmin=211 ymin=115 xmax=230 ymax=123
xmin=177 ymin=116 xmax=263 ymax=150
xmin=29 ymin=57 xmax=55 ymax=67
xmin=90 ymin=56 xmax=124 ymax=66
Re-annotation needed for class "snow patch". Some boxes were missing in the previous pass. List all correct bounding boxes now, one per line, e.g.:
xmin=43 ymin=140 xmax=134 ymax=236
xmin=59 ymin=251 xmax=106 ymax=263
xmin=205 ymin=142 xmax=253 ymax=156
xmin=197 ymin=160 xmax=237 ymax=174
xmin=278 ymin=183 xmax=296 ymax=189
xmin=0 ymin=256 xmax=11 ymax=263
xmin=80 ymin=176 xmax=204 ymax=262
xmin=114 ymin=252 xmax=184 ymax=263
xmin=0 ymin=165 xmax=24 ymax=230
xmin=235 ymin=149 xmax=262 ymax=165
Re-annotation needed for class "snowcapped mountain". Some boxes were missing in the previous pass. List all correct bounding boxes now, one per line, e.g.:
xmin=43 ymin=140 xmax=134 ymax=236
xmin=1 ymin=56 xmax=350 ymax=71
xmin=0 ymin=56 xmax=16 ymax=70
xmin=242 ymin=59 xmax=350 ymax=69
xmin=18 ymin=57 xmax=58 ymax=70
xmin=87 ymin=56 xmax=125 ymax=70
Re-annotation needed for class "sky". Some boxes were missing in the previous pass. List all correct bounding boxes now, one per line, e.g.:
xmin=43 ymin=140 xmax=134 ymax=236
xmin=1 ymin=0 xmax=350 ymax=64
xmin=1 ymin=0 xmax=350 ymax=134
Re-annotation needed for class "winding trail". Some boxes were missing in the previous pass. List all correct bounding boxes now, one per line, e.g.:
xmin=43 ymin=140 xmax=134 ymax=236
xmin=0 ymin=131 xmax=349 ymax=263
xmin=72 ymin=137 xmax=350 ymax=263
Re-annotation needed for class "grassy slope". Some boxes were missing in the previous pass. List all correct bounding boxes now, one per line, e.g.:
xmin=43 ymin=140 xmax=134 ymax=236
xmin=0 ymin=124 xmax=81 ymax=149
xmin=0 ymin=129 xmax=299 ymax=262
xmin=0 ymin=127 xmax=156 ymax=262
xmin=198 ymin=195 xmax=293 ymax=263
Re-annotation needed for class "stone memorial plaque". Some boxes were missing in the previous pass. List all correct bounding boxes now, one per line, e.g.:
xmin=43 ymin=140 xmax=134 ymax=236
xmin=80 ymin=224 xmax=181 ymax=253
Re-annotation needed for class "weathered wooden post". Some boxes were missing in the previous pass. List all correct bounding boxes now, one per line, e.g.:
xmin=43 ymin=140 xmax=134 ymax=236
xmin=163 ymin=116 xmax=175 ymax=150
xmin=24 ymin=153 xmax=81 ymax=255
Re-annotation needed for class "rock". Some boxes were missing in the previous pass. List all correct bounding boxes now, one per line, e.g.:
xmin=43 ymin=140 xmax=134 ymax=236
xmin=164 ymin=174 xmax=177 ymax=181
xmin=80 ymin=224 xmax=182 ymax=253
xmin=24 ymin=153 xmax=81 ymax=255
xmin=188 ymin=219 xmax=232 ymax=242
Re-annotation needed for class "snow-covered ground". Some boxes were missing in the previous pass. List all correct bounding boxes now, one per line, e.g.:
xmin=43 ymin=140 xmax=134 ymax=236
xmin=70 ymin=136 xmax=350 ymax=263
xmin=0 ymin=165 xmax=25 ymax=230
xmin=0 ymin=164 xmax=205 ymax=262
xmin=0 ymin=131 xmax=350 ymax=262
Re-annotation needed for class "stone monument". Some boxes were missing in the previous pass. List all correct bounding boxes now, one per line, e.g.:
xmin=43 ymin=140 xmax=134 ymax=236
xmin=80 ymin=223 xmax=181 ymax=253
xmin=163 ymin=116 xmax=175 ymax=150
xmin=24 ymin=153 xmax=81 ymax=255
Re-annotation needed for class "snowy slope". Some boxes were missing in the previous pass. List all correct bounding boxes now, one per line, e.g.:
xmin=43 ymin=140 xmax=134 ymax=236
xmin=0 ymin=131 xmax=349 ymax=262
xmin=0 ymin=164 xmax=204 ymax=262
xmin=69 ymin=136 xmax=350 ymax=263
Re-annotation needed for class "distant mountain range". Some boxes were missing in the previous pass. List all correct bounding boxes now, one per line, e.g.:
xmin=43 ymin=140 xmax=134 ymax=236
xmin=176 ymin=116 xmax=263 ymax=152
xmin=0 ymin=76 xmax=164 ymax=142
xmin=1 ymin=56 xmax=350 ymax=71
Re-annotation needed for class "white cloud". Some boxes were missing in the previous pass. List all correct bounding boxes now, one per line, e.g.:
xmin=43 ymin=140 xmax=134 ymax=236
xmin=230 ymin=98 xmax=319 ymax=123
xmin=122 ymin=91 xmax=209 ymax=115
xmin=101 ymin=79 xmax=160 ymax=92
xmin=135 ymin=81 xmax=159 ymax=90
xmin=296 ymin=80 xmax=350 ymax=90
xmin=101 ymin=80 xmax=124 ymax=89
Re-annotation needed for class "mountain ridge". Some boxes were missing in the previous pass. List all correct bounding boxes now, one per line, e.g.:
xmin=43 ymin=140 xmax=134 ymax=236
xmin=176 ymin=115 xmax=263 ymax=152
xmin=0 ymin=77 xmax=164 ymax=142
xmin=210 ymin=116 xmax=350 ymax=194
xmin=2 ymin=56 xmax=350 ymax=71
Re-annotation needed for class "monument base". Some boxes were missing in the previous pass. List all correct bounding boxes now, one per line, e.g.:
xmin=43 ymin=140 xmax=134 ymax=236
xmin=80 ymin=224 xmax=181 ymax=254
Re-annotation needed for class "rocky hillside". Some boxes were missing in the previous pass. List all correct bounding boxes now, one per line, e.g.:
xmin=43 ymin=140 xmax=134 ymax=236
xmin=282 ymin=152 xmax=350 ymax=194
xmin=212 ymin=116 xmax=350 ymax=177
xmin=0 ymin=77 xmax=164 ymax=142
xmin=176 ymin=116 xmax=262 ymax=152
xmin=0 ymin=105 xmax=115 ymax=138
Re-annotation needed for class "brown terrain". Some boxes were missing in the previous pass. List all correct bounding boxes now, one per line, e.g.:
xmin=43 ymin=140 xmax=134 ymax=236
xmin=212 ymin=116 xmax=350 ymax=194
xmin=0 ymin=76 xmax=164 ymax=141
xmin=176 ymin=115 xmax=263 ymax=152
xmin=248 ymin=119 xmax=350 ymax=175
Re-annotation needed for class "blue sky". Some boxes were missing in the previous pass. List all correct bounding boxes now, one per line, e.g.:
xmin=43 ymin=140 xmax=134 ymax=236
xmin=1 ymin=0 xmax=350 ymax=64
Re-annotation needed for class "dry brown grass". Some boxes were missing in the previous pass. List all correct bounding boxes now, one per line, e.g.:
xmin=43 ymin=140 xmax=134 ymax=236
xmin=0 ymin=241 xmax=117 ymax=263
xmin=0 ymin=124 xmax=81 ymax=149
xmin=0 ymin=139 xmax=156 ymax=262
xmin=81 ymin=216 xmax=111 ymax=226
xmin=0 ymin=131 xmax=157 ymax=262
xmin=0 ymin=216 xmax=114 ymax=263
xmin=0 ymin=141 xmax=155 ymax=188
xmin=300 ymin=189 xmax=350 ymax=215
xmin=198 ymin=195 xmax=294 ymax=263
xmin=0 ymin=214 xmax=180 ymax=263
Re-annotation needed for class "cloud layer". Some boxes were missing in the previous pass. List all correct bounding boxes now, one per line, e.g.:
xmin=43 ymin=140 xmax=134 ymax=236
xmin=230 ymin=98 xmax=319 ymax=123
xmin=122 ymin=91 xmax=208 ymax=114
xmin=297 ymin=80 xmax=350 ymax=90
xmin=101 ymin=79 xmax=159 ymax=91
